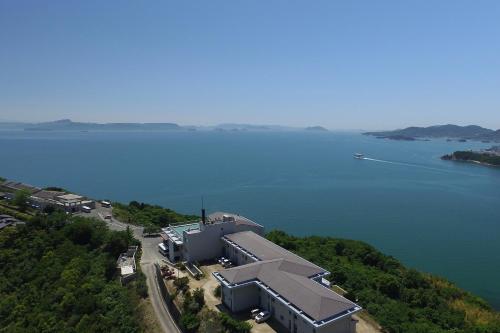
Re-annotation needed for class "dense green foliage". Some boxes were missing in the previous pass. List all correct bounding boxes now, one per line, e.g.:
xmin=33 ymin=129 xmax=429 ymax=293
xmin=267 ymin=230 xmax=500 ymax=333
xmin=112 ymin=201 xmax=198 ymax=228
xmin=0 ymin=213 xmax=145 ymax=333
xmin=174 ymin=278 xmax=251 ymax=333
xmin=43 ymin=186 xmax=68 ymax=192
xmin=12 ymin=189 xmax=30 ymax=212
xmin=0 ymin=203 xmax=34 ymax=221
xmin=443 ymin=151 xmax=500 ymax=166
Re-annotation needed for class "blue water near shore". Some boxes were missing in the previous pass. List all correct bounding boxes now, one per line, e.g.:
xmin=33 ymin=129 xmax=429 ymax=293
xmin=1 ymin=130 xmax=499 ymax=308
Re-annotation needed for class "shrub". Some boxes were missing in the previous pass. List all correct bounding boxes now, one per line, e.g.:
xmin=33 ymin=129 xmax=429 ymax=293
xmin=13 ymin=189 xmax=30 ymax=212
xmin=219 ymin=312 xmax=252 ymax=333
xmin=179 ymin=312 xmax=200 ymax=333
xmin=192 ymin=288 xmax=205 ymax=308
xmin=198 ymin=308 xmax=224 ymax=333
xmin=214 ymin=285 xmax=221 ymax=298
xmin=135 ymin=272 xmax=148 ymax=298
xmin=174 ymin=276 xmax=190 ymax=293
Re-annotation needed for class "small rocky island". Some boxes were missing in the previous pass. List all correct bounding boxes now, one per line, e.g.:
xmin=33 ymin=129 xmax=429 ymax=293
xmin=375 ymin=134 xmax=416 ymax=141
xmin=305 ymin=126 xmax=328 ymax=132
xmin=441 ymin=146 xmax=500 ymax=167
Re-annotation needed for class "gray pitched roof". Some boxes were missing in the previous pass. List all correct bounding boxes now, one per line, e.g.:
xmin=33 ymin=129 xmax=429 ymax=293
xmin=219 ymin=231 xmax=358 ymax=322
xmin=224 ymin=231 xmax=323 ymax=272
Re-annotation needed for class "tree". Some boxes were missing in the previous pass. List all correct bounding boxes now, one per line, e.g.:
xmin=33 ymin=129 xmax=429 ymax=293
xmin=0 ymin=212 xmax=142 ymax=332
xmin=213 ymin=285 xmax=221 ymax=298
xmin=13 ymin=189 xmax=30 ymax=212
xmin=174 ymin=276 xmax=190 ymax=293
xmin=198 ymin=308 xmax=224 ymax=333
xmin=335 ymin=241 xmax=346 ymax=255
xmin=192 ymin=288 xmax=205 ymax=309
xmin=104 ymin=231 xmax=129 ymax=257
xmin=179 ymin=312 xmax=200 ymax=333
xmin=378 ymin=275 xmax=401 ymax=299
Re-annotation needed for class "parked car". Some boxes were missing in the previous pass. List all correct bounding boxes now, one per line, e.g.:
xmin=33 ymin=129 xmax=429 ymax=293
xmin=251 ymin=308 xmax=261 ymax=318
xmin=101 ymin=201 xmax=111 ymax=208
xmin=255 ymin=311 xmax=271 ymax=323
xmin=104 ymin=214 xmax=112 ymax=220
xmin=158 ymin=243 xmax=169 ymax=256
xmin=222 ymin=259 xmax=232 ymax=268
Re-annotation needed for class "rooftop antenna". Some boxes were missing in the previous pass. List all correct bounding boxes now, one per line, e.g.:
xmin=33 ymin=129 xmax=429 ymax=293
xmin=201 ymin=196 xmax=206 ymax=224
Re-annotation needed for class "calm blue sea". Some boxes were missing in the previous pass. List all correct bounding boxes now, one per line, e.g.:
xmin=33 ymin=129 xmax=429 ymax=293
xmin=1 ymin=130 xmax=499 ymax=308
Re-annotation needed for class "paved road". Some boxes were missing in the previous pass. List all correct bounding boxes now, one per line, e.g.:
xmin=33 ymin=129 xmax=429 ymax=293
xmin=78 ymin=204 xmax=180 ymax=333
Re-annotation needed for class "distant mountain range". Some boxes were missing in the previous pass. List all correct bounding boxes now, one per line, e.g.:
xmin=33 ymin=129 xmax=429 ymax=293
xmin=0 ymin=119 xmax=327 ymax=132
xmin=364 ymin=124 xmax=500 ymax=142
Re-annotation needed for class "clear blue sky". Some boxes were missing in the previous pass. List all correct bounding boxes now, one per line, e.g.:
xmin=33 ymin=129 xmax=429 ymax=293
xmin=1 ymin=0 xmax=500 ymax=130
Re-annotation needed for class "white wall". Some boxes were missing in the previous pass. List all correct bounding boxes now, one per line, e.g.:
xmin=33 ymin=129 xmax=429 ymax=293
xmin=231 ymin=284 xmax=260 ymax=312
xmin=234 ymin=223 xmax=265 ymax=236
xmin=184 ymin=222 xmax=235 ymax=262
xmin=184 ymin=220 xmax=264 ymax=263
xmin=316 ymin=316 xmax=357 ymax=333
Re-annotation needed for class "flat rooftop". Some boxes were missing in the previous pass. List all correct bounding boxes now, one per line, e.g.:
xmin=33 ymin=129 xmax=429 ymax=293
xmin=208 ymin=212 xmax=263 ymax=228
xmin=163 ymin=222 xmax=200 ymax=244
xmin=57 ymin=193 xmax=84 ymax=201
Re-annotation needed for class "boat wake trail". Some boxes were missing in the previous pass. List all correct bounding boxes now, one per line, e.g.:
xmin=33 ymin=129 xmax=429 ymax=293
xmin=361 ymin=157 xmax=481 ymax=177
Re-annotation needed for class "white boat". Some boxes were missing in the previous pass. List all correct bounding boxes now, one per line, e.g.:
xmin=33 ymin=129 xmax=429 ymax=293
xmin=354 ymin=153 xmax=364 ymax=159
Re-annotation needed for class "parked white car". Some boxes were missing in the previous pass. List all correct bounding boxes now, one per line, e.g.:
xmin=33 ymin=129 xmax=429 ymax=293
xmin=255 ymin=311 xmax=271 ymax=323
xmin=250 ymin=308 xmax=260 ymax=318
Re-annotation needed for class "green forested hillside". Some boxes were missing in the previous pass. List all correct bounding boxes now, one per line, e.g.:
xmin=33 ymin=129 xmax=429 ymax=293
xmin=0 ymin=213 xmax=144 ymax=333
xmin=442 ymin=151 xmax=500 ymax=166
xmin=112 ymin=201 xmax=198 ymax=229
xmin=267 ymin=231 xmax=500 ymax=333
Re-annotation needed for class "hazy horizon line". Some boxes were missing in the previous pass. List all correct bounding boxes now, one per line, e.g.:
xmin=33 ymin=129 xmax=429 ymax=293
xmin=1 ymin=117 xmax=499 ymax=132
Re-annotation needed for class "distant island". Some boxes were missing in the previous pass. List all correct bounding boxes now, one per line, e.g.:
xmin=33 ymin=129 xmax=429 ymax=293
xmin=305 ymin=125 xmax=328 ymax=132
xmin=441 ymin=146 xmax=500 ymax=167
xmin=375 ymin=134 xmax=416 ymax=141
xmin=0 ymin=119 xmax=330 ymax=133
xmin=20 ymin=119 xmax=182 ymax=131
xmin=364 ymin=124 xmax=500 ymax=142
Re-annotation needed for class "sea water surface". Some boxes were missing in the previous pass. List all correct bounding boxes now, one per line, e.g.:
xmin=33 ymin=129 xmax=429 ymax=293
xmin=1 ymin=130 xmax=499 ymax=308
